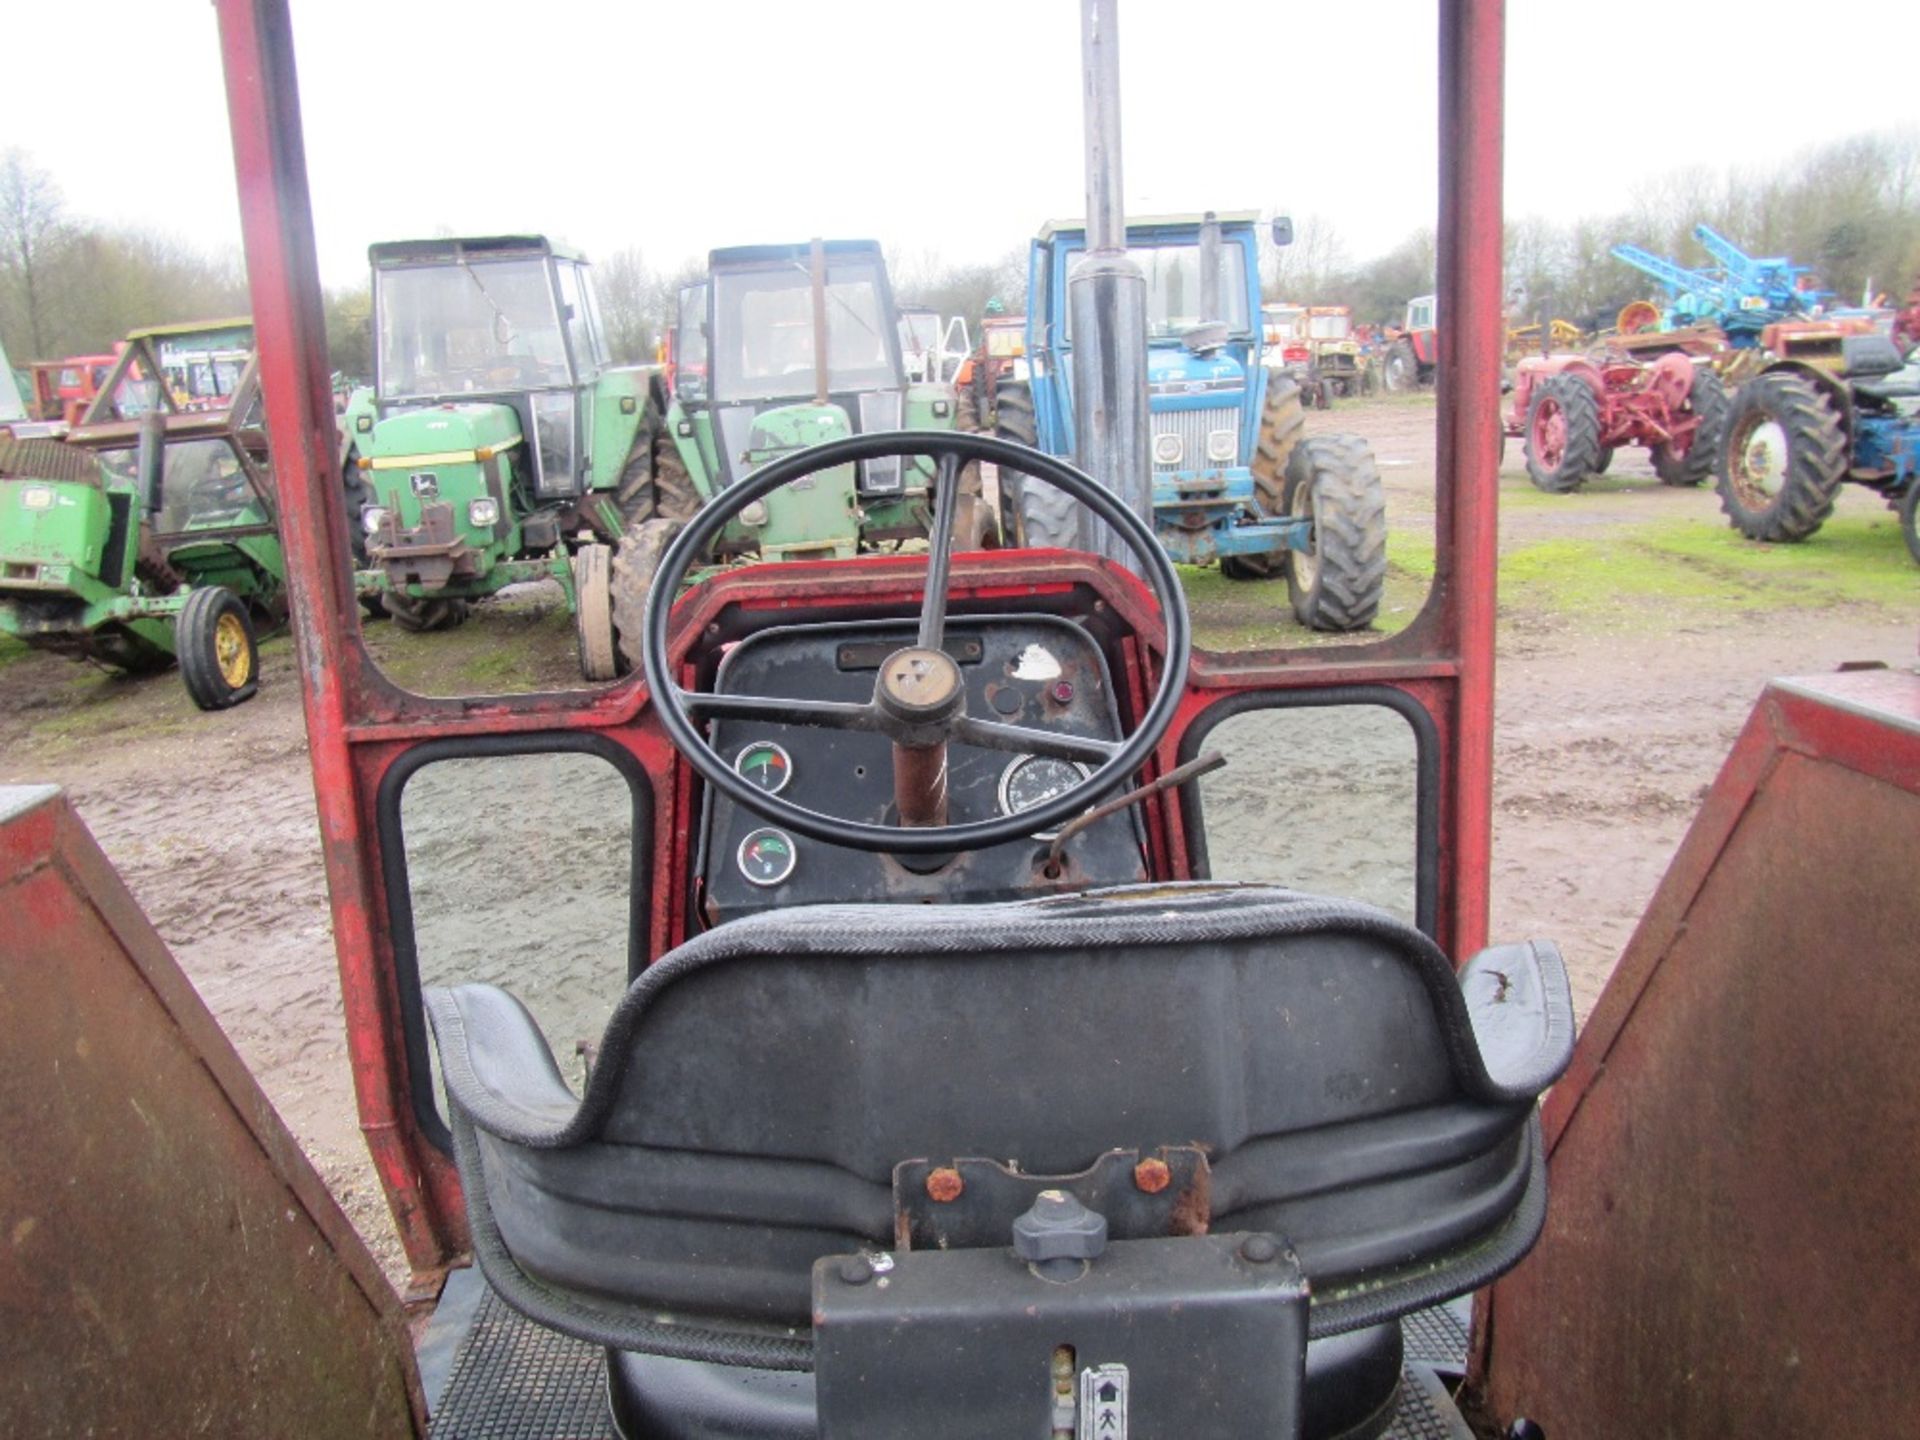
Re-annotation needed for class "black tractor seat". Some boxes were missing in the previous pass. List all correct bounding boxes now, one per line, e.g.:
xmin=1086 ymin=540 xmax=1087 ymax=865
xmin=429 ymin=882 xmax=1573 ymax=1439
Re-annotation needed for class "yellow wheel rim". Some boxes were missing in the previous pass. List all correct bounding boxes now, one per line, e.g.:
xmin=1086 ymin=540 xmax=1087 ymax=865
xmin=213 ymin=611 xmax=251 ymax=688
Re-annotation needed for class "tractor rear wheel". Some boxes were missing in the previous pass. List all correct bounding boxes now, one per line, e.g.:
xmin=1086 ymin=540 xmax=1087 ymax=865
xmin=1282 ymin=435 xmax=1387 ymax=631
xmin=1223 ymin=374 xmax=1307 ymax=580
xmin=610 ymin=516 xmax=685 ymax=674
xmin=1898 ymin=483 xmax=1920 ymax=566
xmin=991 ymin=381 xmax=1078 ymax=550
xmin=1383 ymin=340 xmax=1420 ymax=394
xmin=380 ymin=593 xmax=469 ymax=631
xmin=1650 ymin=366 xmax=1729 ymax=487
xmin=1594 ymin=446 xmax=1615 ymax=475
xmin=177 ymin=586 xmax=259 ymax=711
xmin=573 ymin=544 xmax=619 ymax=681
xmin=1715 ymin=371 xmax=1847 ymax=542
xmin=1524 ymin=375 xmax=1603 ymax=493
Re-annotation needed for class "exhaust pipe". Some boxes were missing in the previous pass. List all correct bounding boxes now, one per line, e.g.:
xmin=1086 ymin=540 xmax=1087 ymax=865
xmin=1067 ymin=0 xmax=1152 ymax=567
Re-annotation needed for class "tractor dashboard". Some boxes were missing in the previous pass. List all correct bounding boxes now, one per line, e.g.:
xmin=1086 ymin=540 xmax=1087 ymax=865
xmin=696 ymin=613 xmax=1147 ymax=925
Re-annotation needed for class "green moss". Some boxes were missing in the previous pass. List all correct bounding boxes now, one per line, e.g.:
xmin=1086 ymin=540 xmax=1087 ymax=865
xmin=362 ymin=592 xmax=587 ymax=696
xmin=0 ymin=634 xmax=29 ymax=668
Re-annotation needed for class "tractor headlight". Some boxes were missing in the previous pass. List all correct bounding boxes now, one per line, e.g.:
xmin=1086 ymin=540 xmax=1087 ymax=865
xmin=20 ymin=484 xmax=54 ymax=511
xmin=1206 ymin=429 xmax=1236 ymax=464
xmin=361 ymin=506 xmax=389 ymax=536
xmin=467 ymin=497 xmax=501 ymax=528
xmin=1152 ymin=432 xmax=1183 ymax=466
xmin=740 ymin=500 xmax=770 ymax=527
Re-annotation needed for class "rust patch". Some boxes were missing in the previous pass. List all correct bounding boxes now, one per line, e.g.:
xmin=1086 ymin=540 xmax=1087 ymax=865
xmin=1168 ymin=1162 xmax=1213 ymax=1236
xmin=925 ymin=1166 xmax=965 ymax=1203
xmin=1132 ymin=1157 xmax=1172 ymax=1194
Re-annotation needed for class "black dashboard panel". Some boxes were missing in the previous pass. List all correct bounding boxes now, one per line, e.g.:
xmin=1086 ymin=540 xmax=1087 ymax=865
xmin=698 ymin=614 xmax=1148 ymax=925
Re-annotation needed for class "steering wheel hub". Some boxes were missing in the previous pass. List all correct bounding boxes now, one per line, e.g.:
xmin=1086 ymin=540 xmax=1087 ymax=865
xmin=878 ymin=647 xmax=964 ymax=723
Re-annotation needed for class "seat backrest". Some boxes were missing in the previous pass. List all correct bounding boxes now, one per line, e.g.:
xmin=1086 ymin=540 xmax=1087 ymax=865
xmin=428 ymin=883 xmax=1571 ymax=1366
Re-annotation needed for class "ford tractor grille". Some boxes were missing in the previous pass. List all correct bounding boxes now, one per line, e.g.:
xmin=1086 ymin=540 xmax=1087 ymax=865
xmin=1152 ymin=406 xmax=1239 ymax=471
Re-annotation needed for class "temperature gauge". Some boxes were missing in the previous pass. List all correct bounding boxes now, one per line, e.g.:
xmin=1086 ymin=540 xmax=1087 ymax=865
xmin=737 ymin=827 xmax=798 ymax=888
xmin=734 ymin=741 xmax=793 ymax=795
xmin=997 ymin=754 xmax=1092 ymax=840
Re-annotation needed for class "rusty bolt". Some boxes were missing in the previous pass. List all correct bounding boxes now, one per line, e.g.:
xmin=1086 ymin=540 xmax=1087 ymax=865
xmin=926 ymin=1167 xmax=965 ymax=1203
xmin=1133 ymin=1158 xmax=1172 ymax=1194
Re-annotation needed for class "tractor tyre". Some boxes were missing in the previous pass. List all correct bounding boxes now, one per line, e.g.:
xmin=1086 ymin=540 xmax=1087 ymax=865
xmin=1650 ymin=366 xmax=1729 ymax=487
xmin=1524 ymin=375 xmax=1603 ymax=494
xmin=992 ymin=381 xmax=1077 ymax=550
xmin=176 ymin=586 xmax=260 ymax=711
xmin=616 ymin=423 xmax=702 ymax=526
xmin=381 ymin=593 xmax=470 ymax=632
xmin=1383 ymin=340 xmax=1420 ymax=394
xmin=1282 ymin=435 xmax=1387 ymax=632
xmin=1898 ymin=482 xmax=1920 ymax=567
xmin=1223 ymin=375 xmax=1309 ymax=581
xmin=1715 ymin=371 xmax=1847 ymax=542
xmin=1594 ymin=446 xmax=1615 ymax=475
xmin=610 ymin=516 xmax=685 ymax=674
xmin=572 ymin=543 xmax=619 ymax=681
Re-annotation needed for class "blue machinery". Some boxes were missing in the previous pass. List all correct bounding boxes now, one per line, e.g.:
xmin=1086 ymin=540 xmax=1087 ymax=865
xmin=1610 ymin=224 xmax=1832 ymax=345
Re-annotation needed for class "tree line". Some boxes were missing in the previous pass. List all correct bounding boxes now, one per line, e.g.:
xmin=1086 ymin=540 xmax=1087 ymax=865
xmin=1267 ymin=127 xmax=1920 ymax=331
xmin=7 ymin=127 xmax=1917 ymax=379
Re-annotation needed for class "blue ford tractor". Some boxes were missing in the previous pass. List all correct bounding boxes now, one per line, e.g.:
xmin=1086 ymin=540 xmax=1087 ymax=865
xmin=999 ymin=211 xmax=1386 ymax=631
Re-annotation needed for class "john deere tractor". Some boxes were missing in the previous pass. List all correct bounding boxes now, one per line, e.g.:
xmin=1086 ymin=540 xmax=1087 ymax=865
xmin=1003 ymin=211 xmax=1387 ymax=631
xmin=0 ymin=362 xmax=285 ymax=709
xmin=612 ymin=238 xmax=985 ymax=668
xmin=338 ymin=236 xmax=658 ymax=678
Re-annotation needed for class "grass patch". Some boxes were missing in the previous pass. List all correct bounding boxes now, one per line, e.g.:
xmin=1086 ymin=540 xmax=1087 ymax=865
xmin=361 ymin=587 xmax=587 ymax=696
xmin=1500 ymin=512 xmax=1916 ymax=620
xmin=0 ymin=634 xmax=30 ymax=668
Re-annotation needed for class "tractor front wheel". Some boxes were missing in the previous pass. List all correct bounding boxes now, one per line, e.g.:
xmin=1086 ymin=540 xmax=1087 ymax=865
xmin=1650 ymin=366 xmax=1729 ymax=487
xmin=1715 ymin=371 xmax=1847 ymax=542
xmin=1524 ymin=375 xmax=1603 ymax=493
xmin=1282 ymin=435 xmax=1387 ymax=631
xmin=992 ymin=381 xmax=1078 ymax=550
xmin=1899 ymin=483 xmax=1920 ymax=566
xmin=1223 ymin=374 xmax=1308 ymax=581
xmin=573 ymin=544 xmax=619 ymax=681
xmin=610 ymin=516 xmax=685 ymax=674
xmin=177 ymin=586 xmax=259 ymax=711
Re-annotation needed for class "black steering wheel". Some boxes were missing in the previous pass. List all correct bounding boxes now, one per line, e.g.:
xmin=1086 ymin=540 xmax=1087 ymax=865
xmin=640 ymin=430 xmax=1191 ymax=854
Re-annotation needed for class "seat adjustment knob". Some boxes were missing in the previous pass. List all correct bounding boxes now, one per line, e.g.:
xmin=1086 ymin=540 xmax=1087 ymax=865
xmin=1013 ymin=1188 xmax=1108 ymax=1263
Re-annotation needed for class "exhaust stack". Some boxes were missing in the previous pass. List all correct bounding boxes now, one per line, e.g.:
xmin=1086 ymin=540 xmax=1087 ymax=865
xmin=1066 ymin=0 xmax=1152 ymax=565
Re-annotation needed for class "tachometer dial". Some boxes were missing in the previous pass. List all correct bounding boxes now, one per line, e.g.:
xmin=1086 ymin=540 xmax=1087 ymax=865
xmin=997 ymin=754 xmax=1092 ymax=839
xmin=737 ymin=827 xmax=798 ymax=887
xmin=733 ymin=740 xmax=793 ymax=795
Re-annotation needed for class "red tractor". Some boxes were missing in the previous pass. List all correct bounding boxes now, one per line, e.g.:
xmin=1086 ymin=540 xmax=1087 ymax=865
xmin=1507 ymin=349 xmax=1728 ymax=493
xmin=27 ymin=350 xmax=120 ymax=427
xmin=1382 ymin=294 xmax=1437 ymax=392
xmin=9 ymin=5 xmax=1920 ymax=1439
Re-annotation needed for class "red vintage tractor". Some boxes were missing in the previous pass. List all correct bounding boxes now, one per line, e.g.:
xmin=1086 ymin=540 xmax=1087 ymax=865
xmin=1382 ymin=294 xmax=1438 ymax=392
xmin=6 ymin=3 xmax=1918 ymax=1438
xmin=1506 ymin=349 xmax=1728 ymax=493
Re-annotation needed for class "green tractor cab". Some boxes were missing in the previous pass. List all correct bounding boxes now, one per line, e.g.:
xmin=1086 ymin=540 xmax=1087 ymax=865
xmin=342 ymin=235 xmax=654 ymax=671
xmin=0 ymin=360 xmax=285 ymax=710
xmin=613 ymin=239 xmax=989 ymax=669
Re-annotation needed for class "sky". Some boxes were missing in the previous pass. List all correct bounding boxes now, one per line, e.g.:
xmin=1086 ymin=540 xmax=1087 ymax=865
xmin=4 ymin=1 xmax=1918 ymax=293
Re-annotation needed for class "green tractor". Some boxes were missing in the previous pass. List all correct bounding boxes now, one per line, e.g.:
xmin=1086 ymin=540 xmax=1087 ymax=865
xmin=0 ymin=361 xmax=284 ymax=710
xmin=613 ymin=238 xmax=990 ymax=668
xmin=338 ymin=236 xmax=658 ymax=678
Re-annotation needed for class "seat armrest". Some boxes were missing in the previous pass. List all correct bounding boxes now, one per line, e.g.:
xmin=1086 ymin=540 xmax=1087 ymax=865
xmin=425 ymin=984 xmax=582 ymax=1142
xmin=1457 ymin=941 xmax=1575 ymax=1102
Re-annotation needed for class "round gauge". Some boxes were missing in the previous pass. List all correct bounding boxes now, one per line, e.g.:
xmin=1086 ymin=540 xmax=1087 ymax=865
xmin=737 ymin=827 xmax=798 ymax=888
xmin=997 ymin=754 xmax=1093 ymax=839
xmin=734 ymin=740 xmax=793 ymax=795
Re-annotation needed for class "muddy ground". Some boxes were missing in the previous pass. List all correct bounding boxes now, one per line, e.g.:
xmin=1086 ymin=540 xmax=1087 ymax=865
xmin=2 ymin=392 xmax=1913 ymax=1287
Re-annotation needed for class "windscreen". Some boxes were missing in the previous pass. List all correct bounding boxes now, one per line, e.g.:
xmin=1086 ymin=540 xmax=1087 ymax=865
xmin=99 ymin=438 xmax=269 ymax=535
xmin=710 ymin=256 xmax=900 ymax=403
xmin=376 ymin=257 xmax=570 ymax=399
xmin=677 ymin=283 xmax=709 ymax=401
xmin=1133 ymin=242 xmax=1250 ymax=338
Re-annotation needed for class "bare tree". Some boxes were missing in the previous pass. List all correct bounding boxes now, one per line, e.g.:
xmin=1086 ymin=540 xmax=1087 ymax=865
xmin=0 ymin=150 xmax=64 ymax=356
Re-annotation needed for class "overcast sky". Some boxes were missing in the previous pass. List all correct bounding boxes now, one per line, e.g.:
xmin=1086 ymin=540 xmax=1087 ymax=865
xmin=5 ymin=2 xmax=1918 ymax=291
